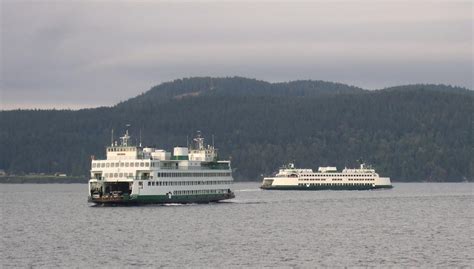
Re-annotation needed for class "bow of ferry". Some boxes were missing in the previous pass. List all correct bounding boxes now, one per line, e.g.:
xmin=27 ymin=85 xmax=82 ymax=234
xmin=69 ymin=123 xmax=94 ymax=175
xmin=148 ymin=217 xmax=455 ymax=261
xmin=88 ymin=130 xmax=234 ymax=205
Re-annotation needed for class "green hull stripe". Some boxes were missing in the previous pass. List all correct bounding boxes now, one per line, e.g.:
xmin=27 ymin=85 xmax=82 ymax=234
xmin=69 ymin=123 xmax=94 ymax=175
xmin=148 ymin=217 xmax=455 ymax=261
xmin=90 ymin=193 xmax=235 ymax=204
xmin=261 ymin=185 xmax=393 ymax=190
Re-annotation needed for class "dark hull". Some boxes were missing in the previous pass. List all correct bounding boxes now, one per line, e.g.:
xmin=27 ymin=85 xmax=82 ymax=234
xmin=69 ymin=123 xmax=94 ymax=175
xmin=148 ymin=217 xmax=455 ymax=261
xmin=88 ymin=192 xmax=235 ymax=205
xmin=260 ymin=185 xmax=393 ymax=190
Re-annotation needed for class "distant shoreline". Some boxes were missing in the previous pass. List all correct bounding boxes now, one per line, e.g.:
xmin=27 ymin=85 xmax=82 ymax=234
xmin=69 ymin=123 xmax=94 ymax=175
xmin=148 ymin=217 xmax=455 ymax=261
xmin=0 ymin=176 xmax=88 ymax=184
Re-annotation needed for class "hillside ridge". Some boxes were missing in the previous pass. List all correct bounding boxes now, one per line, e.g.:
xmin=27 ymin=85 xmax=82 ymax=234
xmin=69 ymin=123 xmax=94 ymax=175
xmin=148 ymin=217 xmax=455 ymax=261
xmin=1 ymin=77 xmax=472 ymax=182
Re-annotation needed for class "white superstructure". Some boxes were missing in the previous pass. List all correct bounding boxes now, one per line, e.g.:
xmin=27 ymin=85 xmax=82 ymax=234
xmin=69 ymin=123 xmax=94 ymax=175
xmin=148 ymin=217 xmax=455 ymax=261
xmin=88 ymin=130 xmax=234 ymax=204
xmin=261 ymin=163 xmax=392 ymax=190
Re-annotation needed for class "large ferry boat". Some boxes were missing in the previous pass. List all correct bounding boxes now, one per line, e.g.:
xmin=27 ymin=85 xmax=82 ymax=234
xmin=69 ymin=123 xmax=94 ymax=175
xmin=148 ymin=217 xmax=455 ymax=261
xmin=88 ymin=130 xmax=234 ymax=204
xmin=261 ymin=163 xmax=392 ymax=190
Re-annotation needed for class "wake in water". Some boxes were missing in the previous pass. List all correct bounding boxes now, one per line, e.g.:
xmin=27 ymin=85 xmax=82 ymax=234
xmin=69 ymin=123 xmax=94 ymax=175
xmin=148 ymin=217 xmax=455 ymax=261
xmin=235 ymin=189 xmax=261 ymax=192
xmin=90 ymin=202 xmax=209 ymax=208
xmin=223 ymin=199 xmax=268 ymax=205
xmin=162 ymin=203 xmax=188 ymax=206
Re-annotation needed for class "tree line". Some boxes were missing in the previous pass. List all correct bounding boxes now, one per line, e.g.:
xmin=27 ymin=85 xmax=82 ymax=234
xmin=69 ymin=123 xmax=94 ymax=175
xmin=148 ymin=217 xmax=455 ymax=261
xmin=1 ymin=77 xmax=472 ymax=181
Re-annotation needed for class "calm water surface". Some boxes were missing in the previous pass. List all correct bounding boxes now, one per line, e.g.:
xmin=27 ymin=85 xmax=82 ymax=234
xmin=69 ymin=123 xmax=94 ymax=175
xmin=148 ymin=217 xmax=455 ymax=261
xmin=1 ymin=183 xmax=473 ymax=268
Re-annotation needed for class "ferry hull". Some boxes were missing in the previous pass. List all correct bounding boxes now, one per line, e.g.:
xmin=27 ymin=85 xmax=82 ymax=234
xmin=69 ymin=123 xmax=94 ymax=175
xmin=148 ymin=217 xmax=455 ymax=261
xmin=88 ymin=192 xmax=235 ymax=205
xmin=260 ymin=185 xmax=393 ymax=191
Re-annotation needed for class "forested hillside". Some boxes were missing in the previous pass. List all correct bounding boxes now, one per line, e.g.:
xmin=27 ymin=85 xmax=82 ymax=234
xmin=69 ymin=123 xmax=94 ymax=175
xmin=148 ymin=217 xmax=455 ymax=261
xmin=1 ymin=77 xmax=472 ymax=181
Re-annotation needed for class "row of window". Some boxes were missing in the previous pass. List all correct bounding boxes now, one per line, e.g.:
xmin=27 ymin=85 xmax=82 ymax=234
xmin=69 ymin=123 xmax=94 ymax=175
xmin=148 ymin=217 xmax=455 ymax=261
xmin=99 ymin=173 xmax=230 ymax=178
xmin=146 ymin=180 xmax=232 ymax=187
xmin=93 ymin=162 xmax=154 ymax=168
xmin=107 ymin=147 xmax=136 ymax=152
xmin=298 ymin=183 xmax=374 ymax=186
xmin=97 ymin=172 xmax=231 ymax=180
xmin=173 ymin=189 xmax=229 ymax=195
xmin=300 ymin=174 xmax=374 ymax=177
xmin=104 ymin=172 xmax=134 ymax=178
xmin=158 ymin=172 xmax=231 ymax=178
xmin=299 ymin=178 xmax=375 ymax=182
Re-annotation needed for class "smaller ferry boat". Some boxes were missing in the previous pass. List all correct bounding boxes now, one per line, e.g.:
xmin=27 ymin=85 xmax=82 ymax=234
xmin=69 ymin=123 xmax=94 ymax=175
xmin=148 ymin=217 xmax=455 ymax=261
xmin=261 ymin=163 xmax=392 ymax=190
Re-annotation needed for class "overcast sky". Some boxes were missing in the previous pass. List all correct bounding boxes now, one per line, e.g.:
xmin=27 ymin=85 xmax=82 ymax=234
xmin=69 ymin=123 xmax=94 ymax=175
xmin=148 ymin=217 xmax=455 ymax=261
xmin=1 ymin=1 xmax=472 ymax=110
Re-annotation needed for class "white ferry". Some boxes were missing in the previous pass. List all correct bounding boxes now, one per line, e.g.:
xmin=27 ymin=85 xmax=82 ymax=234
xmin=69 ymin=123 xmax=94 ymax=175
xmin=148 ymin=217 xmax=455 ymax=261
xmin=261 ymin=163 xmax=392 ymax=190
xmin=88 ymin=130 xmax=234 ymax=205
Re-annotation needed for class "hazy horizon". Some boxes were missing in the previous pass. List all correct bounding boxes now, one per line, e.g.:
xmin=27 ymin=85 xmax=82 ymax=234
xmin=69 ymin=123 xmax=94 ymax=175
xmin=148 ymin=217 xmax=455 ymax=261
xmin=1 ymin=1 xmax=472 ymax=110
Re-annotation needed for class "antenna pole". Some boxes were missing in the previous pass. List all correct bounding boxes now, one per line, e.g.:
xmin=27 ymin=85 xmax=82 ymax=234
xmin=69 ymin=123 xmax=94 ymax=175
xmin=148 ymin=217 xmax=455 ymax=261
xmin=210 ymin=77 xmax=214 ymax=90
xmin=186 ymin=135 xmax=189 ymax=148
xmin=139 ymin=129 xmax=142 ymax=147
xmin=111 ymin=129 xmax=114 ymax=146
xmin=212 ymin=134 xmax=215 ymax=148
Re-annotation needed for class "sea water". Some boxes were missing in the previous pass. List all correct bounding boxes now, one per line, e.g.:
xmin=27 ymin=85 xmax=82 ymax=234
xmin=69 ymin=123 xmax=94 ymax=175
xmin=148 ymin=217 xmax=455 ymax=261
xmin=1 ymin=183 xmax=473 ymax=268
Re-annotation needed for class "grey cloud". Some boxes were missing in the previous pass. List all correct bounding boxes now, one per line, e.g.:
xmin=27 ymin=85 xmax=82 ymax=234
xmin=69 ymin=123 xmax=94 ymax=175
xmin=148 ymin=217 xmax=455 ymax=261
xmin=1 ymin=1 xmax=472 ymax=110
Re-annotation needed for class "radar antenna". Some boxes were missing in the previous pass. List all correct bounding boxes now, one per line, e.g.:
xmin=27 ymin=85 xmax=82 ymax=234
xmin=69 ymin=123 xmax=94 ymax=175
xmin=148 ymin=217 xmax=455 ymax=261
xmin=139 ymin=128 xmax=142 ymax=147
xmin=120 ymin=124 xmax=131 ymax=146
xmin=111 ymin=129 xmax=114 ymax=146
xmin=193 ymin=130 xmax=204 ymax=150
